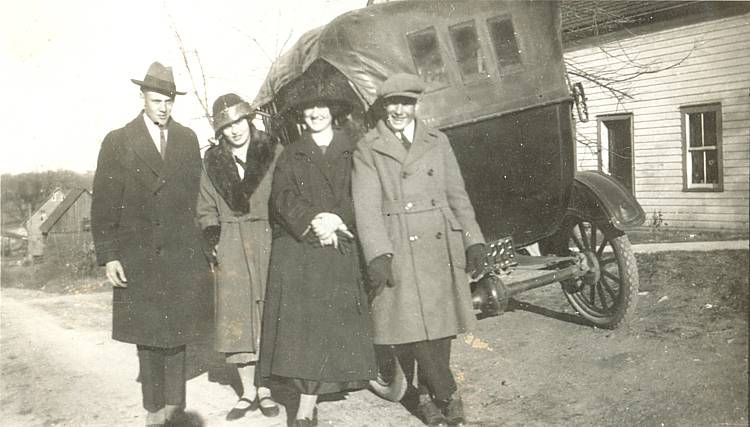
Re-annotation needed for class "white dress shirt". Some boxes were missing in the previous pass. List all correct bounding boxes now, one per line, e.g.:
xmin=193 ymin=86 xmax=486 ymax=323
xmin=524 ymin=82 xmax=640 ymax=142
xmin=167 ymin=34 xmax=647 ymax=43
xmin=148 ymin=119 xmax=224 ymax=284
xmin=401 ymin=120 xmax=416 ymax=145
xmin=143 ymin=114 xmax=168 ymax=155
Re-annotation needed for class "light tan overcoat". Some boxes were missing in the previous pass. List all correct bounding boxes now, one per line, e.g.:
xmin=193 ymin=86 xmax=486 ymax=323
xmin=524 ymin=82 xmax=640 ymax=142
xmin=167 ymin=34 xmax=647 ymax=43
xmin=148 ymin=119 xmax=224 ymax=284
xmin=353 ymin=119 xmax=485 ymax=345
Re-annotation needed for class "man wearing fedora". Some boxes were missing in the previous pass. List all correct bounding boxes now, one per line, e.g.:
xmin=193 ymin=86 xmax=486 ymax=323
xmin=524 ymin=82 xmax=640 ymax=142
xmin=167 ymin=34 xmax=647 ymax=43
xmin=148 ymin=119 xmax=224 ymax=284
xmin=91 ymin=62 xmax=213 ymax=426
xmin=352 ymin=73 xmax=486 ymax=426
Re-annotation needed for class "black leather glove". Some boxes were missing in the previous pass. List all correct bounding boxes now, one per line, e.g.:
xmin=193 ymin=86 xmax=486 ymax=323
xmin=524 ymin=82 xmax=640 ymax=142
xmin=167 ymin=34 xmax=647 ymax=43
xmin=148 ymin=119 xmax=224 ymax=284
xmin=367 ymin=253 xmax=395 ymax=299
xmin=465 ymin=243 xmax=486 ymax=279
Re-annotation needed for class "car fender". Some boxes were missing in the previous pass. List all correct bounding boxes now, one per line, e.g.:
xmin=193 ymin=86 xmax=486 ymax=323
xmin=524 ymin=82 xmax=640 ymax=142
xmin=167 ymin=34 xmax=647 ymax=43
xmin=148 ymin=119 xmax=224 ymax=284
xmin=568 ymin=171 xmax=645 ymax=230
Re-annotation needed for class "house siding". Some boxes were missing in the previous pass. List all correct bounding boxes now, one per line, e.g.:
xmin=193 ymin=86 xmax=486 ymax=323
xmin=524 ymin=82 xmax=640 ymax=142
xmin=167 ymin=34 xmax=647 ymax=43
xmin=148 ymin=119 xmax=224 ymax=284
xmin=566 ymin=13 xmax=750 ymax=230
xmin=24 ymin=189 xmax=65 ymax=257
xmin=44 ymin=193 xmax=93 ymax=258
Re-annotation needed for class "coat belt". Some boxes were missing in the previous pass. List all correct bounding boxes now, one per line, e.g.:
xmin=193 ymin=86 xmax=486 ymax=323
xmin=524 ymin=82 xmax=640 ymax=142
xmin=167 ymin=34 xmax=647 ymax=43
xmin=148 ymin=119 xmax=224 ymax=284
xmin=381 ymin=194 xmax=449 ymax=215
xmin=218 ymin=215 xmax=268 ymax=224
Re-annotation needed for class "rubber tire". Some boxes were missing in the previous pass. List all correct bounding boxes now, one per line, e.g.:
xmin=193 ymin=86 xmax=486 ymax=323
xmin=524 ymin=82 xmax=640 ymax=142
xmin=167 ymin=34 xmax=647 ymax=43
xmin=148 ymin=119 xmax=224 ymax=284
xmin=549 ymin=217 xmax=639 ymax=329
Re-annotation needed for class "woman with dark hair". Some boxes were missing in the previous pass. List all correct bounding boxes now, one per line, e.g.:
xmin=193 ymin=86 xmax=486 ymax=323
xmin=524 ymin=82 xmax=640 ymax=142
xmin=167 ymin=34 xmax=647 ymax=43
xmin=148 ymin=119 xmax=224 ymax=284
xmin=258 ymin=96 xmax=377 ymax=427
xmin=197 ymin=93 xmax=281 ymax=421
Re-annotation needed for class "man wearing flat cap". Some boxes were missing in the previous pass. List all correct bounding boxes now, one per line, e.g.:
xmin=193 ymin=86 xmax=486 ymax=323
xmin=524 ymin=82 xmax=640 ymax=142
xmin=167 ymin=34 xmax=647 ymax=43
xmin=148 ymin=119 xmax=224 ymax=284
xmin=91 ymin=62 xmax=212 ymax=426
xmin=353 ymin=73 xmax=486 ymax=426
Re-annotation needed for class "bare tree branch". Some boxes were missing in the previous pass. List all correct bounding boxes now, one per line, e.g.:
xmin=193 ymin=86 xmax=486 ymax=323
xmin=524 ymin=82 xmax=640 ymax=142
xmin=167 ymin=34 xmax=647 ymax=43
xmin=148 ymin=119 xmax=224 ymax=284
xmin=166 ymin=12 xmax=212 ymax=127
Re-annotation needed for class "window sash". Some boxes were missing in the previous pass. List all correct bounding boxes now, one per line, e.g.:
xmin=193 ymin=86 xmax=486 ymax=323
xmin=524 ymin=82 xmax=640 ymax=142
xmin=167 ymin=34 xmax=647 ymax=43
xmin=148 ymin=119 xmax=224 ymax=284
xmin=682 ymin=105 xmax=722 ymax=191
xmin=406 ymin=27 xmax=449 ymax=85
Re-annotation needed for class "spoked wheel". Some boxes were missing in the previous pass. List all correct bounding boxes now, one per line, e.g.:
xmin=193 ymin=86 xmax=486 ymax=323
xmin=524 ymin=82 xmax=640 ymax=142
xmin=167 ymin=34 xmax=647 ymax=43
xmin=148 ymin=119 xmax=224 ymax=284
xmin=549 ymin=216 xmax=639 ymax=329
xmin=368 ymin=345 xmax=408 ymax=402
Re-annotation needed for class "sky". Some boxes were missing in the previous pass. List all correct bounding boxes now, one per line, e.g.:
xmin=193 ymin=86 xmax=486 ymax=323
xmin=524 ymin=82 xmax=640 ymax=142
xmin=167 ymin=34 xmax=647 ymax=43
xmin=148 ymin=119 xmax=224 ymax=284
xmin=0 ymin=0 xmax=365 ymax=174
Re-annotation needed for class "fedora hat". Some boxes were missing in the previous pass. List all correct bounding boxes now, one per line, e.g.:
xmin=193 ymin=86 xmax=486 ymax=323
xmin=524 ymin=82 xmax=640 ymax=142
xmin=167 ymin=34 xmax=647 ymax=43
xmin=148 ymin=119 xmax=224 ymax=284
xmin=131 ymin=62 xmax=186 ymax=97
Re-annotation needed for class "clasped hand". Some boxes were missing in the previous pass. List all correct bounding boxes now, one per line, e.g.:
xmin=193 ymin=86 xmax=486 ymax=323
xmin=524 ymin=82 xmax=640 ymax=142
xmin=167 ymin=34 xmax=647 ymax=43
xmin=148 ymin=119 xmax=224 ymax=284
xmin=310 ymin=212 xmax=354 ymax=249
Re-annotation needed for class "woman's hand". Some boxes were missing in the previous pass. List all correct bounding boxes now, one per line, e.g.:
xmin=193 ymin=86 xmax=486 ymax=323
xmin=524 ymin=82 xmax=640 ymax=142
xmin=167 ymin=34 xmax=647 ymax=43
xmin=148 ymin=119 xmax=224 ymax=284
xmin=311 ymin=213 xmax=354 ymax=249
xmin=311 ymin=212 xmax=342 ymax=240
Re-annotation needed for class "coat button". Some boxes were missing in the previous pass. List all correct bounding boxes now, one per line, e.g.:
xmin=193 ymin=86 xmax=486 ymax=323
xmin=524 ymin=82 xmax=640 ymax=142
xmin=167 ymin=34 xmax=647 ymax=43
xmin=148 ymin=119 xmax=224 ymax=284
xmin=402 ymin=172 xmax=408 ymax=179
xmin=408 ymin=235 xmax=419 ymax=242
xmin=428 ymin=169 xmax=434 ymax=176
xmin=431 ymin=199 xmax=437 ymax=206
xmin=405 ymin=202 xmax=413 ymax=211
xmin=435 ymin=232 xmax=443 ymax=239
xmin=155 ymin=248 xmax=162 ymax=255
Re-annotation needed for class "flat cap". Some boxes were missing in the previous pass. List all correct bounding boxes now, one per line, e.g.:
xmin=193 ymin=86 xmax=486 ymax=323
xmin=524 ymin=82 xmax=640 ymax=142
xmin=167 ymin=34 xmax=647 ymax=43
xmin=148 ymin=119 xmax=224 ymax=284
xmin=378 ymin=73 xmax=426 ymax=100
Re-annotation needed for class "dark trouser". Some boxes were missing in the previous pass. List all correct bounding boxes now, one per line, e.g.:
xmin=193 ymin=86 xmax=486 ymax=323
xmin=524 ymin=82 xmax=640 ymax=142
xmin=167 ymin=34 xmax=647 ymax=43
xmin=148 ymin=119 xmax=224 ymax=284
xmin=393 ymin=337 xmax=456 ymax=402
xmin=136 ymin=345 xmax=186 ymax=412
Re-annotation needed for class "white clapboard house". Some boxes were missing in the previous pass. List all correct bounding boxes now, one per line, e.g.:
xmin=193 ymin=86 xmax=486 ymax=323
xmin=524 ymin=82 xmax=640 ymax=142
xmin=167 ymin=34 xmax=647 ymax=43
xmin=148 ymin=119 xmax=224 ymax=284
xmin=562 ymin=1 xmax=749 ymax=230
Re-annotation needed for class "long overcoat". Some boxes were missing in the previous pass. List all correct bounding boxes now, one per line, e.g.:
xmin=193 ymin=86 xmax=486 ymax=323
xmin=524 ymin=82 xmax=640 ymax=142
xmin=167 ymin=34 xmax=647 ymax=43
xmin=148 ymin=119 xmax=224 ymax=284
xmin=91 ymin=112 xmax=213 ymax=348
xmin=259 ymin=129 xmax=376 ymax=384
xmin=352 ymin=119 xmax=485 ymax=345
xmin=196 ymin=133 xmax=281 ymax=355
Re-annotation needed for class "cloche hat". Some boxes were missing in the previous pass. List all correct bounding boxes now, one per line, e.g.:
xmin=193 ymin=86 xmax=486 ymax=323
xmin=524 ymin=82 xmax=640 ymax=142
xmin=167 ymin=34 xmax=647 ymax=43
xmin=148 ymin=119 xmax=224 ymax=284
xmin=211 ymin=93 xmax=256 ymax=133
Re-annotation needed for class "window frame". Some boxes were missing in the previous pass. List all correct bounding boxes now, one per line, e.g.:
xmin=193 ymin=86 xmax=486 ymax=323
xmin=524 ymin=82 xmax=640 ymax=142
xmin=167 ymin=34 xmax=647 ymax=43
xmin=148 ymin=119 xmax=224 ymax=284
xmin=405 ymin=26 xmax=451 ymax=89
xmin=447 ymin=19 xmax=491 ymax=83
xmin=680 ymin=103 xmax=723 ymax=192
xmin=485 ymin=14 xmax=523 ymax=75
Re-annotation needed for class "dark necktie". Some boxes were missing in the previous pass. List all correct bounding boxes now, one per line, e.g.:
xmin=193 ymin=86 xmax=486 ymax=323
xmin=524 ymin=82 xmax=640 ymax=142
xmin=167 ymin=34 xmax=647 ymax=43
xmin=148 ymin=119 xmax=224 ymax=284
xmin=234 ymin=156 xmax=245 ymax=178
xmin=234 ymin=156 xmax=246 ymax=170
xmin=398 ymin=132 xmax=411 ymax=151
xmin=158 ymin=126 xmax=167 ymax=159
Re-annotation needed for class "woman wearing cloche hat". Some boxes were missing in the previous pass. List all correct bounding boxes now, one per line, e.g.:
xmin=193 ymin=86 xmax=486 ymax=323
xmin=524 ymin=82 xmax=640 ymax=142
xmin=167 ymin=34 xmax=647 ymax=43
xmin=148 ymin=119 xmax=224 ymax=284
xmin=196 ymin=93 xmax=282 ymax=421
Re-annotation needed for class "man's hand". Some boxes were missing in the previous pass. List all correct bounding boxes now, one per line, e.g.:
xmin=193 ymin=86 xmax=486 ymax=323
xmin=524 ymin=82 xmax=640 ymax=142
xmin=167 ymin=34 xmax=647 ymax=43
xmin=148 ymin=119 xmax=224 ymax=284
xmin=465 ymin=243 xmax=486 ymax=279
xmin=367 ymin=253 xmax=395 ymax=299
xmin=105 ymin=260 xmax=128 ymax=288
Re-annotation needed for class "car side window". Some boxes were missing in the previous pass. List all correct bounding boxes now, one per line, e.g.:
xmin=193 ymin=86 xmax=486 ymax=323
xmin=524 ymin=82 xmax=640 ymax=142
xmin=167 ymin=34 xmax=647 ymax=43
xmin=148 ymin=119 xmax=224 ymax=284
xmin=406 ymin=26 xmax=449 ymax=85
xmin=449 ymin=20 xmax=489 ymax=80
xmin=487 ymin=15 xmax=521 ymax=71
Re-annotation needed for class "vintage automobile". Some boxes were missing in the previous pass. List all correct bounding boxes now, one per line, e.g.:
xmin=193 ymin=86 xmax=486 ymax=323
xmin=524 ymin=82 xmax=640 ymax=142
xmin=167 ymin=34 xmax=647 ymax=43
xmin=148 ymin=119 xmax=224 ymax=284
xmin=252 ymin=0 xmax=645 ymax=400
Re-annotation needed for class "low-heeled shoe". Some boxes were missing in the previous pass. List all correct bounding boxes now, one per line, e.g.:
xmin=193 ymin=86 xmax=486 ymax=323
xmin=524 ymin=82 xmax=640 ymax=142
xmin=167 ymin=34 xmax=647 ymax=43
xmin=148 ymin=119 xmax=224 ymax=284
xmin=258 ymin=396 xmax=280 ymax=417
xmin=226 ymin=397 xmax=256 ymax=421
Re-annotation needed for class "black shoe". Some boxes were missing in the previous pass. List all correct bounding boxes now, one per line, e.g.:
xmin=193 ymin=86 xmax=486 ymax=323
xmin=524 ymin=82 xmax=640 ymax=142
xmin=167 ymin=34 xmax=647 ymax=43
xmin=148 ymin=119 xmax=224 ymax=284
xmin=225 ymin=397 xmax=256 ymax=421
xmin=258 ymin=395 xmax=280 ymax=417
xmin=442 ymin=395 xmax=466 ymax=426
xmin=293 ymin=407 xmax=318 ymax=427
xmin=418 ymin=397 xmax=448 ymax=426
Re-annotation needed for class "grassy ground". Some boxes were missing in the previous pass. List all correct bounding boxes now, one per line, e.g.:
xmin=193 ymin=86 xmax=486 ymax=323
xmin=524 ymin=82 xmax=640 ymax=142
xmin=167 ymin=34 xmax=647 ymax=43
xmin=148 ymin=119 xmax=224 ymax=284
xmin=636 ymin=250 xmax=749 ymax=316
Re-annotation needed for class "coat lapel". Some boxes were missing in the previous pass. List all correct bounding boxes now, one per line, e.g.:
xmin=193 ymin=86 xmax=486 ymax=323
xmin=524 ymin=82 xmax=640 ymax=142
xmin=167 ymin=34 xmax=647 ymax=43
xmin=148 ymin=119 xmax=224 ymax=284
xmin=295 ymin=130 xmax=354 ymax=204
xmin=372 ymin=121 xmax=408 ymax=164
xmin=325 ymin=130 xmax=355 ymax=206
xmin=126 ymin=113 xmax=164 ymax=178
xmin=404 ymin=120 xmax=438 ymax=168
xmin=160 ymin=119 xmax=189 ymax=188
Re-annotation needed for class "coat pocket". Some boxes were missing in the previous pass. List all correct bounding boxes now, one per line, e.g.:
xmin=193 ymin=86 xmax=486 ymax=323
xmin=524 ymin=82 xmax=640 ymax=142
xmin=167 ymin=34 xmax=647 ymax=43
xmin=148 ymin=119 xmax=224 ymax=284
xmin=444 ymin=214 xmax=466 ymax=269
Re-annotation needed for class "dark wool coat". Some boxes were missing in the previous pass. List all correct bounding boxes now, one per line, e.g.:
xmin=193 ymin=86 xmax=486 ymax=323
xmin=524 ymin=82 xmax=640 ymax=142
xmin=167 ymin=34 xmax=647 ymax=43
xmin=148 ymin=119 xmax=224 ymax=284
xmin=91 ymin=112 xmax=213 ymax=348
xmin=259 ymin=129 xmax=376 ymax=384
xmin=197 ymin=129 xmax=281 ymax=355
xmin=352 ymin=119 xmax=485 ymax=345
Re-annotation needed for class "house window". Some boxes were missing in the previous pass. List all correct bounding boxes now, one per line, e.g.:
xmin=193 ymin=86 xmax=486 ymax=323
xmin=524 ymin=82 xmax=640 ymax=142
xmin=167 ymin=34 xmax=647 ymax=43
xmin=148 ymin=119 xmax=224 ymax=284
xmin=81 ymin=217 xmax=91 ymax=232
xmin=487 ymin=15 xmax=521 ymax=72
xmin=406 ymin=27 xmax=448 ymax=85
xmin=449 ymin=20 xmax=489 ymax=80
xmin=681 ymin=104 xmax=722 ymax=191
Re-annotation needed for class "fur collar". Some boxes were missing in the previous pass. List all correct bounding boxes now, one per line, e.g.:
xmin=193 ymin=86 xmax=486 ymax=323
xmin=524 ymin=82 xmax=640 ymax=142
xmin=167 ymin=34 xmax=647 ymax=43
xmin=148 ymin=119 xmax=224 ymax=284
xmin=204 ymin=126 xmax=278 ymax=214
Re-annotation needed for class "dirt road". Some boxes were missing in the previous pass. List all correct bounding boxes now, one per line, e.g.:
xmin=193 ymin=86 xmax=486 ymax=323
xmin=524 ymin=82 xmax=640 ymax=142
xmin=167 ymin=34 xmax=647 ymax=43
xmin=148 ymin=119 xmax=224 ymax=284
xmin=1 ymin=251 xmax=748 ymax=426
